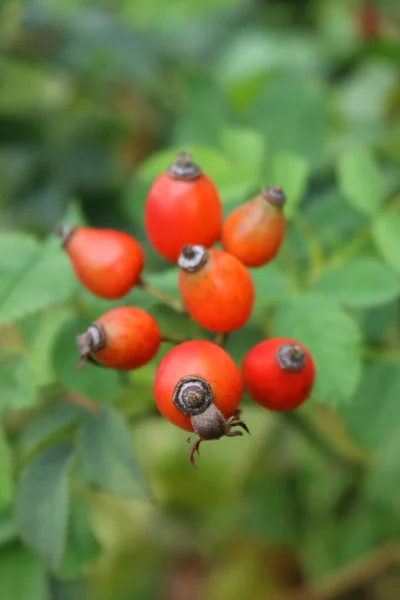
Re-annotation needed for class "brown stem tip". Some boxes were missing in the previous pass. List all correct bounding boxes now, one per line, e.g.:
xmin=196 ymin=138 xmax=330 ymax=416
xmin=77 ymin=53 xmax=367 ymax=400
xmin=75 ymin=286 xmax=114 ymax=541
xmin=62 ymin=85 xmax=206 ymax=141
xmin=173 ymin=375 xmax=213 ymax=417
xmin=76 ymin=324 xmax=106 ymax=368
xmin=276 ymin=343 xmax=306 ymax=372
xmin=178 ymin=244 xmax=208 ymax=272
xmin=167 ymin=151 xmax=201 ymax=181
xmin=54 ymin=225 xmax=77 ymax=248
xmin=262 ymin=186 xmax=286 ymax=207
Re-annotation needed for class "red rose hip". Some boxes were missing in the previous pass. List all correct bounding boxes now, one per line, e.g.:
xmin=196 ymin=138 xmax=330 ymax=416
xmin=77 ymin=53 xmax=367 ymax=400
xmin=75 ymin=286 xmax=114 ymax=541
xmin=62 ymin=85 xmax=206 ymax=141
xmin=154 ymin=340 xmax=248 ymax=467
xmin=178 ymin=245 xmax=254 ymax=333
xmin=57 ymin=226 xmax=144 ymax=299
xmin=76 ymin=306 xmax=160 ymax=370
xmin=221 ymin=187 xmax=286 ymax=267
xmin=242 ymin=337 xmax=315 ymax=412
xmin=144 ymin=152 xmax=222 ymax=263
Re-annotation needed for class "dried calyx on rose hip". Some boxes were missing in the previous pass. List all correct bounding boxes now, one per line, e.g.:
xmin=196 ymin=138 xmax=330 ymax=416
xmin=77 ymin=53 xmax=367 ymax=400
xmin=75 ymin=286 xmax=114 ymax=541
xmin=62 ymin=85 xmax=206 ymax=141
xmin=144 ymin=151 xmax=222 ymax=263
xmin=172 ymin=375 xmax=249 ymax=468
xmin=221 ymin=186 xmax=287 ymax=268
xmin=153 ymin=340 xmax=249 ymax=467
xmin=242 ymin=337 xmax=315 ymax=412
xmin=55 ymin=226 xmax=144 ymax=300
xmin=177 ymin=244 xmax=254 ymax=333
xmin=76 ymin=307 xmax=161 ymax=371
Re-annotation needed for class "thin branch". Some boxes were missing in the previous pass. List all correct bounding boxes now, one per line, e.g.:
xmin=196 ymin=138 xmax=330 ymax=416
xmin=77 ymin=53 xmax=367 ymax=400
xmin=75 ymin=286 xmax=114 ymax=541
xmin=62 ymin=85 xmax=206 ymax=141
xmin=138 ymin=278 xmax=184 ymax=313
xmin=282 ymin=542 xmax=399 ymax=600
xmin=66 ymin=392 xmax=99 ymax=415
xmin=161 ymin=333 xmax=188 ymax=345
xmin=213 ymin=333 xmax=229 ymax=348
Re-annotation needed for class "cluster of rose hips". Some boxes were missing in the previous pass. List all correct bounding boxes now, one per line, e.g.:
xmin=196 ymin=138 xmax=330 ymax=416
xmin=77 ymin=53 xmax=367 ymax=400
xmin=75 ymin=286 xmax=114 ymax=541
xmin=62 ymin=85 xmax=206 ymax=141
xmin=56 ymin=152 xmax=315 ymax=468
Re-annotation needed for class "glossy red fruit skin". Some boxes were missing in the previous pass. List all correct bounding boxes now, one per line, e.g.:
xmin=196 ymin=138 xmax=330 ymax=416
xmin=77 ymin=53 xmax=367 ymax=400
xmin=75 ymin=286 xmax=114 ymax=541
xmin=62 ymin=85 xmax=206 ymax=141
xmin=221 ymin=192 xmax=285 ymax=267
xmin=178 ymin=248 xmax=254 ymax=333
xmin=144 ymin=170 xmax=222 ymax=263
xmin=65 ymin=227 xmax=144 ymax=299
xmin=242 ymin=338 xmax=315 ymax=412
xmin=154 ymin=340 xmax=243 ymax=432
xmin=89 ymin=307 xmax=160 ymax=370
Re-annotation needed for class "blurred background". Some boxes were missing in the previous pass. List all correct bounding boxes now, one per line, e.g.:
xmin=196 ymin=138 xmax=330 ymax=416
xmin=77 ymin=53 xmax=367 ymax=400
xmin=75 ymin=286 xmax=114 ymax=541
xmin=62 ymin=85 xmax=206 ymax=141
xmin=1 ymin=0 xmax=400 ymax=599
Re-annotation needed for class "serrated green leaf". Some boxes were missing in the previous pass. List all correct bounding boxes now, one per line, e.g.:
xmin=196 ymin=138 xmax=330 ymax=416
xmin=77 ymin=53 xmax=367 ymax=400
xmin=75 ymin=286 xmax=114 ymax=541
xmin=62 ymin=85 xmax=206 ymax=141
xmin=0 ymin=233 xmax=76 ymax=325
xmin=19 ymin=403 xmax=85 ymax=457
xmin=372 ymin=211 xmax=400 ymax=273
xmin=0 ymin=430 xmax=13 ymax=510
xmin=311 ymin=258 xmax=400 ymax=308
xmin=344 ymin=363 xmax=400 ymax=450
xmin=52 ymin=317 xmax=119 ymax=403
xmin=271 ymin=152 xmax=310 ymax=217
xmin=58 ymin=490 xmax=101 ymax=579
xmin=0 ymin=543 xmax=47 ymax=600
xmin=80 ymin=406 xmax=150 ymax=500
xmin=337 ymin=146 xmax=382 ymax=215
xmin=274 ymin=295 xmax=361 ymax=405
xmin=0 ymin=355 xmax=37 ymax=411
xmin=16 ymin=442 xmax=74 ymax=569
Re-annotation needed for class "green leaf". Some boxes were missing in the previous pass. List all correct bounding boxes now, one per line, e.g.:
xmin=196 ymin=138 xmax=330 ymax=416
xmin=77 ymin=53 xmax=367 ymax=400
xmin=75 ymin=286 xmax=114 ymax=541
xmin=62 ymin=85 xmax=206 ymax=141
xmin=252 ymin=263 xmax=292 ymax=315
xmin=0 ymin=543 xmax=47 ymax=600
xmin=337 ymin=61 xmax=398 ymax=127
xmin=0 ymin=355 xmax=37 ymax=411
xmin=337 ymin=146 xmax=382 ymax=215
xmin=16 ymin=442 xmax=74 ymax=569
xmin=249 ymin=74 xmax=328 ymax=163
xmin=372 ymin=211 xmax=400 ymax=272
xmin=172 ymin=75 xmax=228 ymax=147
xmin=344 ymin=363 xmax=400 ymax=450
xmin=80 ymin=406 xmax=151 ymax=500
xmin=361 ymin=301 xmax=398 ymax=343
xmin=0 ymin=511 xmax=18 ymax=548
xmin=148 ymin=303 xmax=204 ymax=343
xmin=52 ymin=317 xmax=119 ymax=403
xmin=271 ymin=152 xmax=310 ymax=217
xmin=304 ymin=189 xmax=365 ymax=252
xmin=0 ymin=233 xmax=76 ymax=325
xmin=18 ymin=308 xmax=73 ymax=388
xmin=58 ymin=490 xmax=101 ymax=579
xmin=219 ymin=127 xmax=264 ymax=173
xmin=368 ymin=428 xmax=400 ymax=506
xmin=0 ymin=430 xmax=13 ymax=510
xmin=143 ymin=268 xmax=180 ymax=300
xmin=19 ymin=403 xmax=85 ymax=457
xmin=311 ymin=258 xmax=400 ymax=308
xmin=274 ymin=295 xmax=361 ymax=405
xmin=0 ymin=234 xmax=39 ymax=297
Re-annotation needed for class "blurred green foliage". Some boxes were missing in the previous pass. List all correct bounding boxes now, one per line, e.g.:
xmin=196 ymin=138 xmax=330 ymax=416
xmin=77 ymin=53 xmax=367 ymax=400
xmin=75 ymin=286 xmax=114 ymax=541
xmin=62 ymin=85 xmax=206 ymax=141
xmin=1 ymin=0 xmax=400 ymax=598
